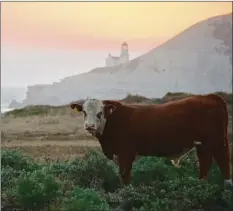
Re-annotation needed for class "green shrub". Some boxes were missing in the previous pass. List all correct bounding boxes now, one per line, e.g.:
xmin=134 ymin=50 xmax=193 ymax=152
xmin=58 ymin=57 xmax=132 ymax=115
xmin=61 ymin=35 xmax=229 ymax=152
xmin=1 ymin=188 xmax=21 ymax=211
xmin=107 ymin=179 xmax=232 ymax=211
xmin=14 ymin=169 xmax=61 ymax=211
xmin=207 ymin=162 xmax=225 ymax=187
xmin=151 ymin=98 xmax=166 ymax=104
xmin=2 ymin=148 xmax=233 ymax=211
xmin=67 ymin=150 xmax=120 ymax=192
xmin=163 ymin=92 xmax=193 ymax=102
xmin=157 ymin=178 xmax=221 ymax=210
xmin=1 ymin=149 xmax=39 ymax=172
xmin=63 ymin=187 xmax=109 ymax=211
xmin=123 ymin=94 xmax=150 ymax=103
xmin=220 ymin=190 xmax=233 ymax=211
xmin=4 ymin=105 xmax=53 ymax=117
xmin=1 ymin=166 xmax=24 ymax=211
xmin=40 ymin=163 xmax=76 ymax=199
xmin=132 ymin=157 xmax=180 ymax=185
xmin=1 ymin=166 xmax=22 ymax=190
xmin=106 ymin=185 xmax=153 ymax=211
xmin=42 ymin=162 xmax=70 ymax=179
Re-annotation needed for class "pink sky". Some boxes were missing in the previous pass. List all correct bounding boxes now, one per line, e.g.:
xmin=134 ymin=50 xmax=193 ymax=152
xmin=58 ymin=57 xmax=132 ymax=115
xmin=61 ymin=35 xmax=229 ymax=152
xmin=2 ymin=2 xmax=232 ymax=51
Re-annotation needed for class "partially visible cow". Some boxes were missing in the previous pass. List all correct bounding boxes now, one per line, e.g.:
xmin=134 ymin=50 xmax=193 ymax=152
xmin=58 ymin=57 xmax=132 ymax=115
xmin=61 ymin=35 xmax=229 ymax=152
xmin=70 ymin=93 xmax=232 ymax=187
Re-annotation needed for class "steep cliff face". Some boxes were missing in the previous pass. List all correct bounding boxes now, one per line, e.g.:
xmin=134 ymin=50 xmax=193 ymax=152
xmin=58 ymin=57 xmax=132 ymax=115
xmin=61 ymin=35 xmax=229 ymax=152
xmin=22 ymin=84 xmax=62 ymax=106
xmin=21 ymin=13 xmax=232 ymax=106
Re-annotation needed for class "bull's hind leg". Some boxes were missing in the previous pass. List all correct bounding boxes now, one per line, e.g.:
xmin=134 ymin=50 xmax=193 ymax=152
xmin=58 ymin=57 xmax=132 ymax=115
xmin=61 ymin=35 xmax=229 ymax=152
xmin=212 ymin=139 xmax=233 ymax=187
xmin=196 ymin=146 xmax=213 ymax=180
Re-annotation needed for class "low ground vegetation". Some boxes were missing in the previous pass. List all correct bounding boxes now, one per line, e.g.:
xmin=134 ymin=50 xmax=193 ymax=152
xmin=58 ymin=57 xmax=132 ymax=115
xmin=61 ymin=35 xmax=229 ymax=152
xmin=1 ymin=149 xmax=233 ymax=211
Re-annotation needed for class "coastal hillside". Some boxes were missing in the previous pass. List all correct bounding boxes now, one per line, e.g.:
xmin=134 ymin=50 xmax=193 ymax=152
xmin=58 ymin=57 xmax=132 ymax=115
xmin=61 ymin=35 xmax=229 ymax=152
xmin=17 ymin=13 xmax=232 ymax=107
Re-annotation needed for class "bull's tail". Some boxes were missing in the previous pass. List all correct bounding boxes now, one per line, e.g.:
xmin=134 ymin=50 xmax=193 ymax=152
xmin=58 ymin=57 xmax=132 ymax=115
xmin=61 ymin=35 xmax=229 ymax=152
xmin=172 ymin=147 xmax=197 ymax=167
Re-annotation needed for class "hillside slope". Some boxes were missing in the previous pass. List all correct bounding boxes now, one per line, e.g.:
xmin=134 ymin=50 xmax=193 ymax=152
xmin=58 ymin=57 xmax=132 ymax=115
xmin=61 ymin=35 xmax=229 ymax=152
xmin=19 ymin=13 xmax=232 ymax=106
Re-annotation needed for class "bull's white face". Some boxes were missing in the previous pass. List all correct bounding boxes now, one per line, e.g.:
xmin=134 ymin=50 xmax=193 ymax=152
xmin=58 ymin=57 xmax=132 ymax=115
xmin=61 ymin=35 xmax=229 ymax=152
xmin=71 ymin=99 xmax=116 ymax=136
xmin=82 ymin=99 xmax=106 ymax=135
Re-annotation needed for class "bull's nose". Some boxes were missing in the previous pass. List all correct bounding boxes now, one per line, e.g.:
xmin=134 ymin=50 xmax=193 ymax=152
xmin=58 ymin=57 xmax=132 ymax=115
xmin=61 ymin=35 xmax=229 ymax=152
xmin=85 ymin=124 xmax=95 ymax=130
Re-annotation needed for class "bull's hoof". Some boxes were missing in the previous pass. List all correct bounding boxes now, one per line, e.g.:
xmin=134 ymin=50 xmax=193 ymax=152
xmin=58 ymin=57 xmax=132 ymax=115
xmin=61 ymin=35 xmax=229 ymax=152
xmin=224 ymin=179 xmax=233 ymax=190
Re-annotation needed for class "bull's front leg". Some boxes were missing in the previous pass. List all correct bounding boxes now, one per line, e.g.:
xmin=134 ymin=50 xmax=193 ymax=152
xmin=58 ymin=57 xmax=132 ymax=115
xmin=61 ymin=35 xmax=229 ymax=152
xmin=117 ymin=154 xmax=135 ymax=185
xmin=113 ymin=154 xmax=140 ymax=166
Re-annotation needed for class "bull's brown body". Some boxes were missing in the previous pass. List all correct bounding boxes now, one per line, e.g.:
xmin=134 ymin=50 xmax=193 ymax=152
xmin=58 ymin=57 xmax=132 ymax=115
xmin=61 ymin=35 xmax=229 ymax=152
xmin=96 ymin=94 xmax=231 ymax=185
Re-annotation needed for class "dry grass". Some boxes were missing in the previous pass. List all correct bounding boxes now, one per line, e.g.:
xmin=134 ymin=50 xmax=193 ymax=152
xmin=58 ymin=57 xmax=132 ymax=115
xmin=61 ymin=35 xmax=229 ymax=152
xmin=1 ymin=111 xmax=92 ymax=140
xmin=1 ymin=111 xmax=101 ymax=162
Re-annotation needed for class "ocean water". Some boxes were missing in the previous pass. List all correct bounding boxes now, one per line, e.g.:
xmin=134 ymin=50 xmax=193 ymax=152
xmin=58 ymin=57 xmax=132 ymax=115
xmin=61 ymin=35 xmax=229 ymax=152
xmin=1 ymin=104 xmax=14 ymax=114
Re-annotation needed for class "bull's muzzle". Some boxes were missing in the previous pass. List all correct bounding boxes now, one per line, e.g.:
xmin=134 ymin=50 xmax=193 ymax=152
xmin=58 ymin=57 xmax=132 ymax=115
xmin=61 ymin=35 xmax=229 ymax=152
xmin=85 ymin=124 xmax=97 ymax=133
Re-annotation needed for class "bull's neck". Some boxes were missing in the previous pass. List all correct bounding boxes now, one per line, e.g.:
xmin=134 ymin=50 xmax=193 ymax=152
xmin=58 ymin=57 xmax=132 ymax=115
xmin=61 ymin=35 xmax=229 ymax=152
xmin=104 ymin=106 xmax=132 ymax=137
xmin=95 ymin=105 xmax=132 ymax=141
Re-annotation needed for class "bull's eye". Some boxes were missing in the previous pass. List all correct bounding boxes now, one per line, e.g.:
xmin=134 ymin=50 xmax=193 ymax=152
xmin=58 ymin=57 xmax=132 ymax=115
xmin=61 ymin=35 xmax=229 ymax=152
xmin=96 ymin=112 xmax=102 ymax=119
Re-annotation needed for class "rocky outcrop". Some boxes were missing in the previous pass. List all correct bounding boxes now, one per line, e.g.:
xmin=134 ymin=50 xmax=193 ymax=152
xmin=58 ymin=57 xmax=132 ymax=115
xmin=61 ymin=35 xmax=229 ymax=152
xmin=21 ymin=13 xmax=232 ymax=106
xmin=8 ymin=100 xmax=22 ymax=109
xmin=1 ymin=86 xmax=26 ymax=106
xmin=20 ymin=84 xmax=62 ymax=106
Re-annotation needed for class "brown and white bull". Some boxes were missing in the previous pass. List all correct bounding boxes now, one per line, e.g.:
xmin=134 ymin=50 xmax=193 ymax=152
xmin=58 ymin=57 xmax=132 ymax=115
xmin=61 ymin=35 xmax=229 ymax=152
xmin=70 ymin=93 xmax=232 ymax=187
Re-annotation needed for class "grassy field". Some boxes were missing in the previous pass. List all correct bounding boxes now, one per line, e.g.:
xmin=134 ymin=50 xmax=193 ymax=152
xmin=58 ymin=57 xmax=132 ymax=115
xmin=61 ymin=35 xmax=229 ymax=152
xmin=1 ymin=92 xmax=233 ymax=211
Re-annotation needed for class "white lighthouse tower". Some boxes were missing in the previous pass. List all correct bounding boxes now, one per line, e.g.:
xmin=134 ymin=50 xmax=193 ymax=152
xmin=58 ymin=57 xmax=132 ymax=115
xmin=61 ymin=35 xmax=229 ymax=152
xmin=105 ymin=42 xmax=130 ymax=67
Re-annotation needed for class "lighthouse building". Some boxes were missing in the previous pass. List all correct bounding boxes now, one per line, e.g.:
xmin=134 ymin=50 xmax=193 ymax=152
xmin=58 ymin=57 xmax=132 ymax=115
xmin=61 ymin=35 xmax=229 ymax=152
xmin=105 ymin=42 xmax=130 ymax=67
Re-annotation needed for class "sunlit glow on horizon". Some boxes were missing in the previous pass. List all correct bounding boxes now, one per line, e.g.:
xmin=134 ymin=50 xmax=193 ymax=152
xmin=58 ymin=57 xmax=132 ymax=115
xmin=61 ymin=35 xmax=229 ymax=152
xmin=2 ymin=2 xmax=232 ymax=51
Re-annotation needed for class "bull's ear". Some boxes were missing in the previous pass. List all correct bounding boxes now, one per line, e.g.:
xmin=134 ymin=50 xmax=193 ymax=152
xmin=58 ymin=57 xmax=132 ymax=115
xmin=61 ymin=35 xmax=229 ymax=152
xmin=104 ymin=104 xmax=116 ymax=117
xmin=70 ymin=103 xmax=83 ymax=112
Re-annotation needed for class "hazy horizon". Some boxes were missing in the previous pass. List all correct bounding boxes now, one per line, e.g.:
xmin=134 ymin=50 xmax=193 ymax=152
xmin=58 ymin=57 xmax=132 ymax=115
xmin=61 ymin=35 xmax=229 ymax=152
xmin=2 ymin=45 xmax=145 ymax=87
xmin=1 ymin=2 xmax=232 ymax=87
